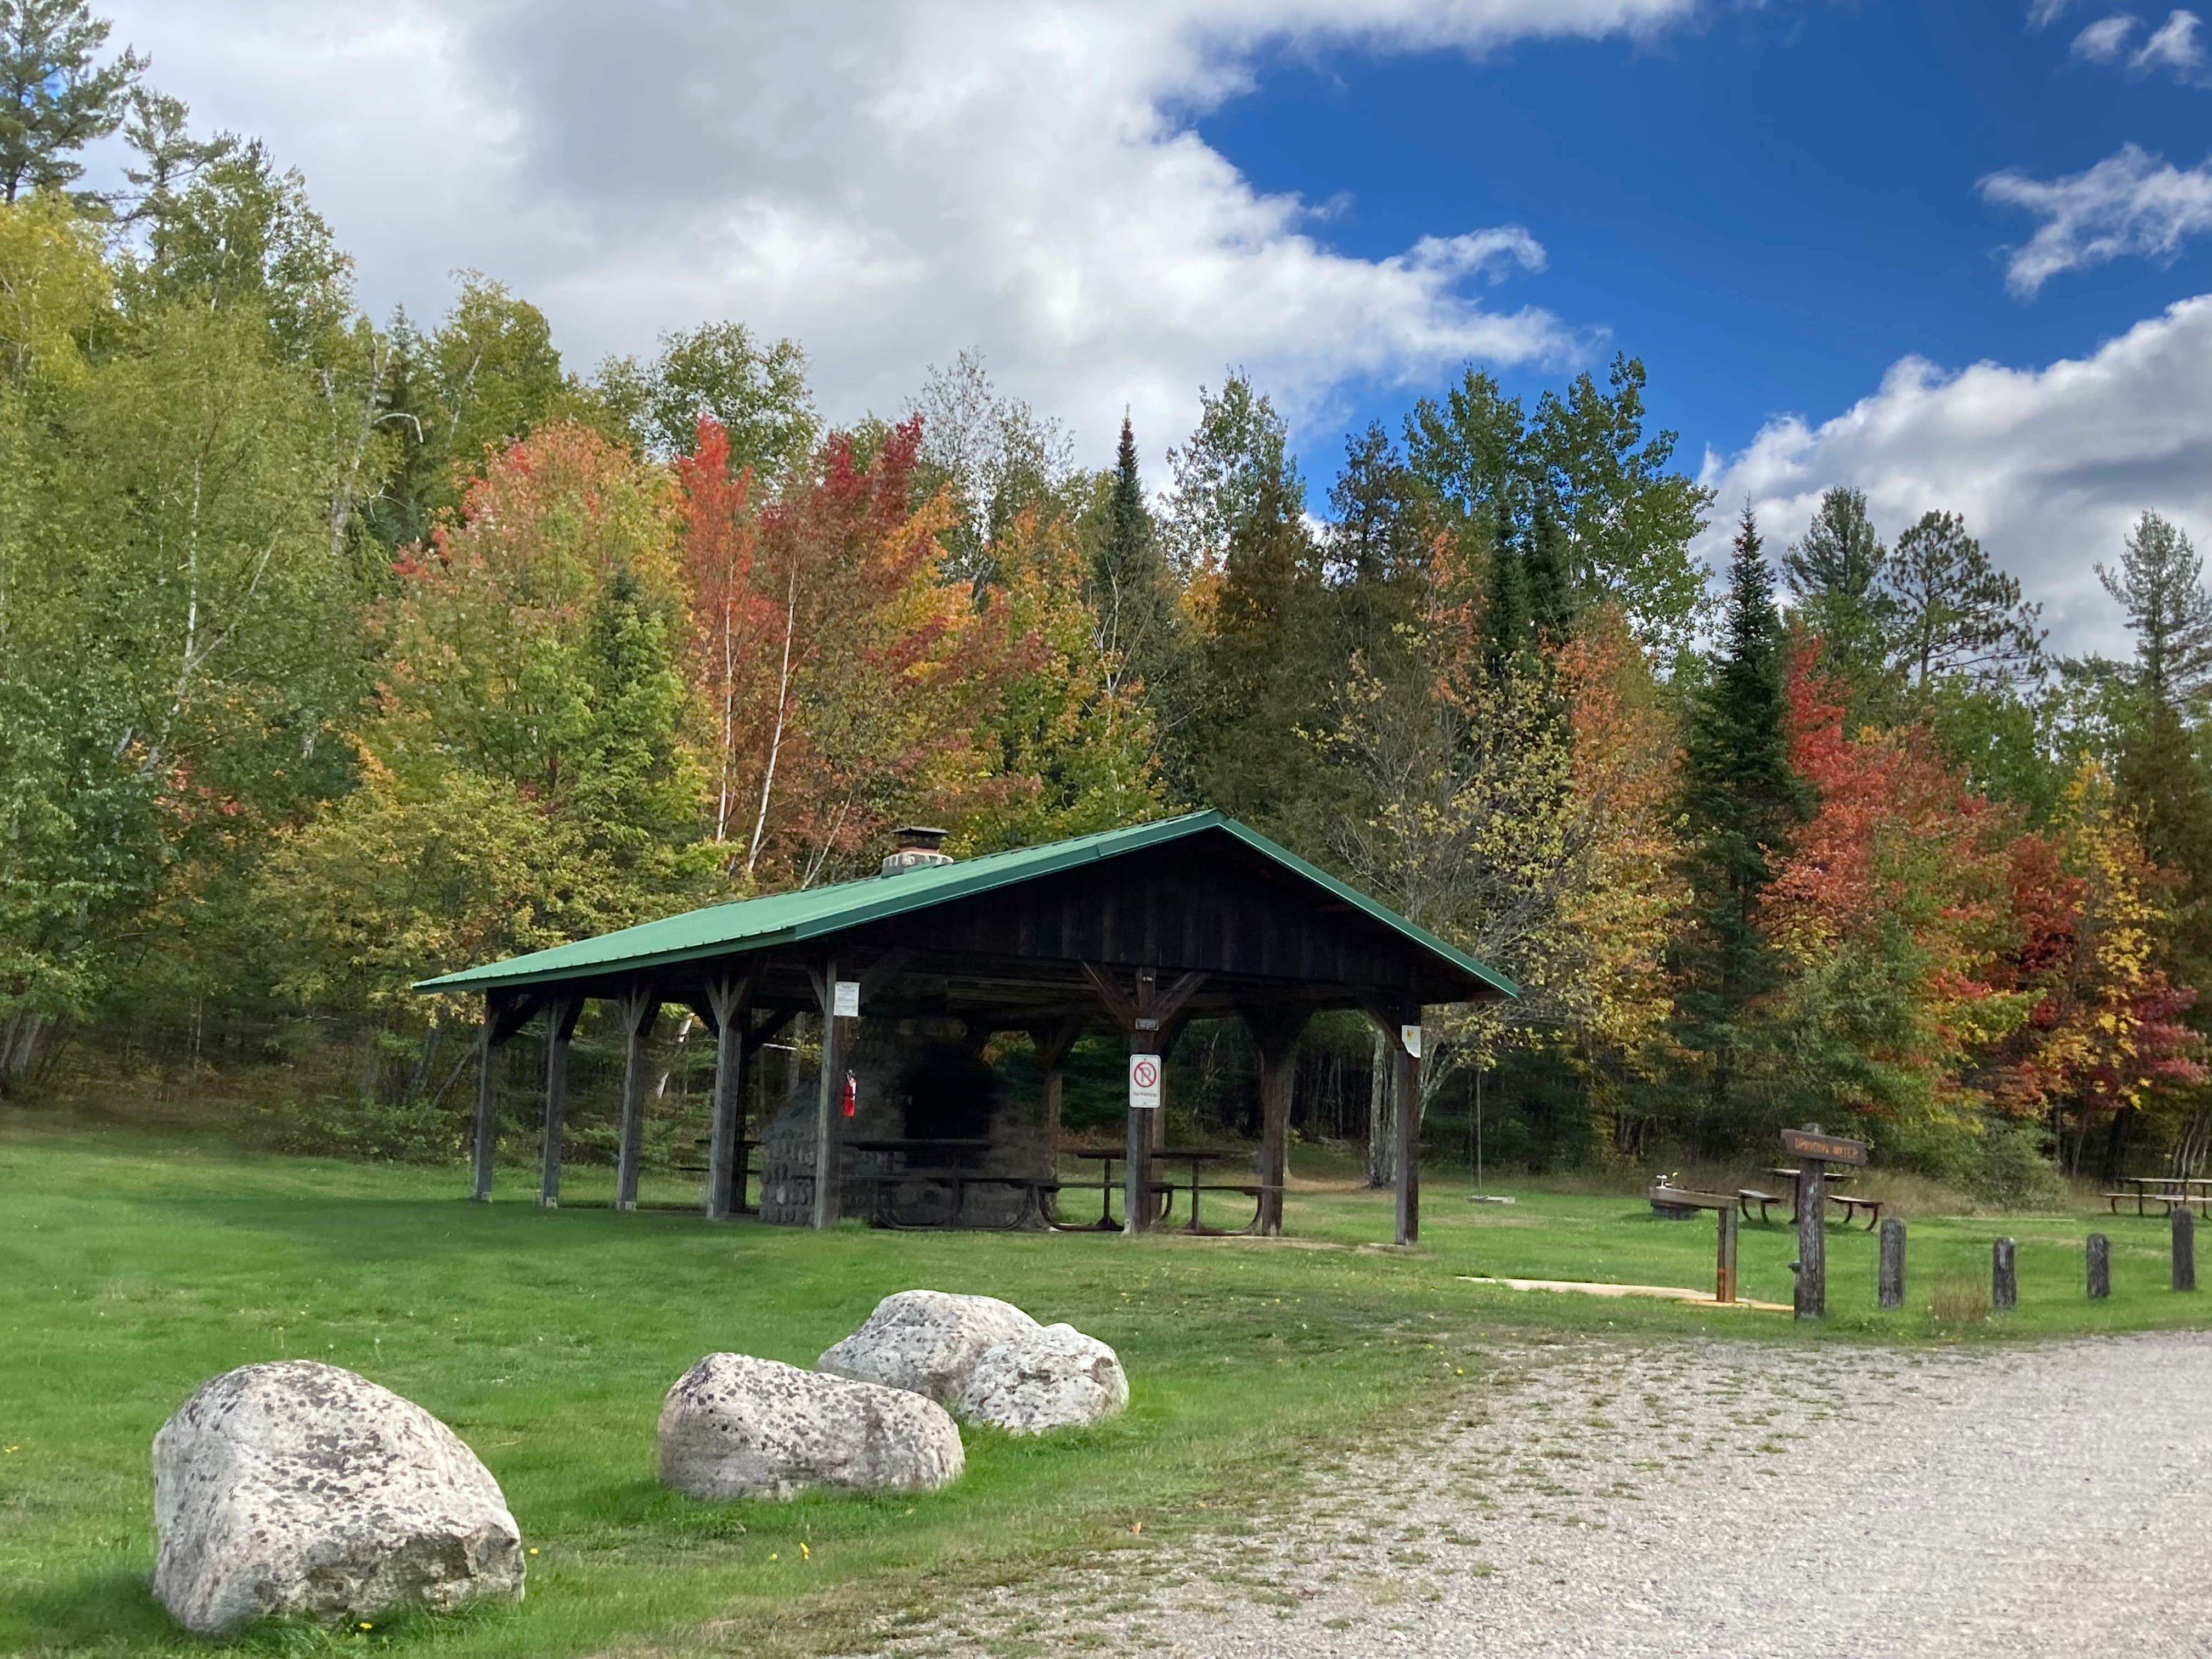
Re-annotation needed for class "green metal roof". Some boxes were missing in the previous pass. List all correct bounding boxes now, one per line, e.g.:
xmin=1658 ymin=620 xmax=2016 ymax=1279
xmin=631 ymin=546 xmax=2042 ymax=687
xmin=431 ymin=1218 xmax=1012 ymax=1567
xmin=413 ymin=809 xmax=1517 ymax=1000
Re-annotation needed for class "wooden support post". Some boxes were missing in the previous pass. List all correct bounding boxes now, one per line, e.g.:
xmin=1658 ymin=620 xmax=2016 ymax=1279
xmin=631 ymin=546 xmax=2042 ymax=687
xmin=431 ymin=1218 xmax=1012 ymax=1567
xmin=704 ymin=970 xmax=755 ymax=1222
xmin=2174 ymin=1205 xmax=2196 ymax=1292
xmin=538 ymin=992 xmax=581 ymax=1209
xmin=614 ymin=985 xmax=658 ymax=1213
xmin=1992 ymin=1236 xmax=2017 ymax=1311
xmin=1127 ymin=967 xmax=1159 ymax=1237
xmin=810 ymin=958 xmax=849 ymax=1231
xmin=1792 ymin=1156 xmax=1826 ymax=1320
xmin=1245 ymin=1007 xmax=1308 ymax=1237
xmin=1878 ymin=1217 xmax=1906 ymax=1310
xmin=1078 ymin=962 xmax=1201 ymax=1237
xmin=472 ymin=1001 xmax=500 ymax=1203
xmin=2087 ymin=1232 xmax=2111 ymax=1299
xmin=1715 ymin=1203 xmax=1739 ymax=1304
xmin=1392 ymin=1014 xmax=1421 ymax=1248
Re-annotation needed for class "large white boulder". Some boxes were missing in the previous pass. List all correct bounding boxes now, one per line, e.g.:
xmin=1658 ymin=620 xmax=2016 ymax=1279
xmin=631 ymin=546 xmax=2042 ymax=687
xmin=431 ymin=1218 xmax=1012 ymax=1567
xmin=955 ymin=1324 xmax=1129 ymax=1434
xmin=656 ymin=1353 xmax=963 ymax=1500
xmin=151 ymin=1361 xmax=523 ymax=1637
xmin=816 ymin=1290 xmax=1040 ymax=1406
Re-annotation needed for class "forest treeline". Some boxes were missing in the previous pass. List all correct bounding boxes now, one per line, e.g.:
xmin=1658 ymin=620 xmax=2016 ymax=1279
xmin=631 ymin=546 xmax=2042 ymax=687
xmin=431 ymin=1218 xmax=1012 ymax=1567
xmin=2 ymin=8 xmax=2208 ymax=1195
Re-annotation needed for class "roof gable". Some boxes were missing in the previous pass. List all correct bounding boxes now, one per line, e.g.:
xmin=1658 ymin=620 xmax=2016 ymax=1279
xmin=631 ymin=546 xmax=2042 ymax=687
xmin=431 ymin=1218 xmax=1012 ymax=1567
xmin=413 ymin=810 xmax=1516 ymax=1001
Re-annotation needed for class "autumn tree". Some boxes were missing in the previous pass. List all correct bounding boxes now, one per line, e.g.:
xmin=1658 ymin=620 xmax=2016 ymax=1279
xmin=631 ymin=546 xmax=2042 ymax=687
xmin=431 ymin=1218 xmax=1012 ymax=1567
xmin=728 ymin=417 xmax=1026 ymax=885
xmin=1763 ymin=647 xmax=2028 ymax=1158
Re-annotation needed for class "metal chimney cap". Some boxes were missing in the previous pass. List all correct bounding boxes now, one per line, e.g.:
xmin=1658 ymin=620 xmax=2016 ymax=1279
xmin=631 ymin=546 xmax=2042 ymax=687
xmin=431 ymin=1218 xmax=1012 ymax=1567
xmin=893 ymin=825 xmax=950 ymax=848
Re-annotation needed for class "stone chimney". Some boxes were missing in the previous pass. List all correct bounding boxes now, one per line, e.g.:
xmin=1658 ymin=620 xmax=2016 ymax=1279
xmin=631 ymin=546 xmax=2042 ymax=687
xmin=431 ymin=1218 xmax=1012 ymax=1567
xmin=881 ymin=825 xmax=953 ymax=877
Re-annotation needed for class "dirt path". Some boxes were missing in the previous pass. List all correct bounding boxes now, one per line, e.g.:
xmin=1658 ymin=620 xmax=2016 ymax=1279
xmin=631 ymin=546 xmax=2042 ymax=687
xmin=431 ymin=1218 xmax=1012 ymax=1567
xmin=897 ymin=1330 xmax=2212 ymax=1657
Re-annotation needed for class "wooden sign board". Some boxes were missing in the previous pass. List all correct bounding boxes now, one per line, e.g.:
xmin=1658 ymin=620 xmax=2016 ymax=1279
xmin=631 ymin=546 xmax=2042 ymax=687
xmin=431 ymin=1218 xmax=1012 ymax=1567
xmin=1779 ymin=1127 xmax=1867 ymax=1167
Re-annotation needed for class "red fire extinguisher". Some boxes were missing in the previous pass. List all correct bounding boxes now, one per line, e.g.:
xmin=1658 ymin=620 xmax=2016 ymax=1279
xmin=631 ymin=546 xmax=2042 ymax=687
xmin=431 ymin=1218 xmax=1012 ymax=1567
xmin=841 ymin=1070 xmax=858 ymax=1118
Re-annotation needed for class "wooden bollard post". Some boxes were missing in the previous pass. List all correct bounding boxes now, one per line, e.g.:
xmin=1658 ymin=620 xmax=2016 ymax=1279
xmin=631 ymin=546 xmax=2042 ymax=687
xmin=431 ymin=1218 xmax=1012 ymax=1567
xmin=1877 ymin=1217 xmax=1906 ymax=1310
xmin=1715 ymin=1204 xmax=1739 ymax=1305
xmin=2087 ymin=1232 xmax=2111 ymax=1299
xmin=2173 ymin=1206 xmax=2196 ymax=1292
xmin=1991 ymin=1237 xmax=2016 ymax=1311
xmin=1792 ymin=1159 xmax=1826 ymax=1321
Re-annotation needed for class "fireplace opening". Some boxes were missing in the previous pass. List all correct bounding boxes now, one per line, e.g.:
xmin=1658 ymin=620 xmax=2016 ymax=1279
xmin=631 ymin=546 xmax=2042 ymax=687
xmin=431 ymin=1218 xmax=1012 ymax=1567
xmin=898 ymin=1039 xmax=999 ymax=1162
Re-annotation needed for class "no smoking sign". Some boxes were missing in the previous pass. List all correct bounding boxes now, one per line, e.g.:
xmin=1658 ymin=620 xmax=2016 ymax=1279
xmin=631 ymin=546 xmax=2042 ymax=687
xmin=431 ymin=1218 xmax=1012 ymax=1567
xmin=1127 ymin=1053 xmax=1162 ymax=1110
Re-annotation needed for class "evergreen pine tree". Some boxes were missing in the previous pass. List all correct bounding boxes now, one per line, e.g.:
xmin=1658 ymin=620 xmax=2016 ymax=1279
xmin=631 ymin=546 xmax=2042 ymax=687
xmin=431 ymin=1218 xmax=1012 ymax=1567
xmin=2103 ymin=512 xmax=2212 ymax=1019
xmin=1086 ymin=412 xmax=1187 ymax=762
xmin=1783 ymin=486 xmax=1896 ymax=712
xmin=0 ymin=0 xmax=143 ymax=205
xmin=1524 ymin=489 xmax=1575 ymax=645
xmin=1671 ymin=505 xmax=1810 ymax=1140
xmin=1483 ymin=495 xmax=1530 ymax=680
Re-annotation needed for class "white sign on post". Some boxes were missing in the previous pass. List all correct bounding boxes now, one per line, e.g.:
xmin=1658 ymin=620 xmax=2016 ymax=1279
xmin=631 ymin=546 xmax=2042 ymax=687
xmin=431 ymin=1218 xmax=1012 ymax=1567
xmin=832 ymin=979 xmax=861 ymax=1018
xmin=1400 ymin=1024 xmax=1423 ymax=1059
xmin=1127 ymin=1053 xmax=1162 ymax=1110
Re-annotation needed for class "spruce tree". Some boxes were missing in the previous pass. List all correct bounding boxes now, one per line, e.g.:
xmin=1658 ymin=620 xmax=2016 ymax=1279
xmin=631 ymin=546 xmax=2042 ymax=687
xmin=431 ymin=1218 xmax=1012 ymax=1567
xmin=1671 ymin=506 xmax=1810 ymax=1140
xmin=1483 ymin=495 xmax=1530 ymax=680
xmin=1086 ymin=413 xmax=1186 ymax=747
xmin=2103 ymin=512 xmax=2212 ymax=1017
xmin=1525 ymin=489 xmax=1575 ymax=645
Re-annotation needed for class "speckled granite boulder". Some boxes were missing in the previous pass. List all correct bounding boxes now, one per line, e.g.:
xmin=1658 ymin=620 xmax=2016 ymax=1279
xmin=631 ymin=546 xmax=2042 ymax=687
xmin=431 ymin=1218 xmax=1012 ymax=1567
xmin=816 ymin=1290 xmax=1040 ymax=1405
xmin=151 ymin=1361 xmax=523 ymax=1636
xmin=655 ymin=1353 xmax=963 ymax=1500
xmin=955 ymin=1323 xmax=1128 ymax=1433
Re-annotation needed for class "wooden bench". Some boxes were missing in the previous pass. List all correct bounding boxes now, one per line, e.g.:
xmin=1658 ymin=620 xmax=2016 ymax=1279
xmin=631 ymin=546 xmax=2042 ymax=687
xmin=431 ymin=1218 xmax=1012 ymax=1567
xmin=1182 ymin=1183 xmax=1265 ymax=1236
xmin=2104 ymin=1187 xmax=2192 ymax=1216
xmin=1738 ymin=1187 xmax=1880 ymax=1229
xmin=1737 ymin=1187 xmax=1788 ymax=1224
xmin=1040 ymin=1180 xmax=1177 ymax=1232
xmin=1828 ymin=1193 xmax=1882 ymax=1231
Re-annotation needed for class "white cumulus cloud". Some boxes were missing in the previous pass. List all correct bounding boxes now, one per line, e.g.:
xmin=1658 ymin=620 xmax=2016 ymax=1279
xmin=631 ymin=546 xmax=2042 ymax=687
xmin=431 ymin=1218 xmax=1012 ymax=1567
xmin=97 ymin=0 xmax=1702 ymax=466
xmin=1699 ymin=297 xmax=2212 ymax=657
xmin=2070 ymin=13 xmax=2141 ymax=60
xmin=1982 ymin=144 xmax=2212 ymax=296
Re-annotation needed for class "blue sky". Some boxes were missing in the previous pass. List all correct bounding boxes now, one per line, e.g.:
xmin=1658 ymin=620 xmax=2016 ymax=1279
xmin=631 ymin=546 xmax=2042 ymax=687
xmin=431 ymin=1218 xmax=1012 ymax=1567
xmin=1201 ymin=3 xmax=2211 ymax=484
xmin=110 ymin=1 xmax=2212 ymax=650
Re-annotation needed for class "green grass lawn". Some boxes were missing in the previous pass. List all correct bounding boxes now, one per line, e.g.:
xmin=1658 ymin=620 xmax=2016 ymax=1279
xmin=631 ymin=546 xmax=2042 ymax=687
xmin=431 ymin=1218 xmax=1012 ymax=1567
xmin=3 ymin=1115 xmax=2205 ymax=1659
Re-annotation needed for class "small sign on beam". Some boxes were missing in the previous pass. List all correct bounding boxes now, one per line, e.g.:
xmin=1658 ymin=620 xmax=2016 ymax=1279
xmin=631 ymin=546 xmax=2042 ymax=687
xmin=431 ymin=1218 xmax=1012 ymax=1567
xmin=1400 ymin=1024 xmax=1423 ymax=1059
xmin=1128 ymin=1053 xmax=1162 ymax=1110
xmin=832 ymin=979 xmax=861 ymax=1018
xmin=1779 ymin=1127 xmax=1867 ymax=1166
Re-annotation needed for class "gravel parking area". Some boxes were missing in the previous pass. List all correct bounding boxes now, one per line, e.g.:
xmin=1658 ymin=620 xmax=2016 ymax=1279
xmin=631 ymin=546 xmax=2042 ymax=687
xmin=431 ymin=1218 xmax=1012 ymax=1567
xmin=901 ymin=1329 xmax=2212 ymax=1658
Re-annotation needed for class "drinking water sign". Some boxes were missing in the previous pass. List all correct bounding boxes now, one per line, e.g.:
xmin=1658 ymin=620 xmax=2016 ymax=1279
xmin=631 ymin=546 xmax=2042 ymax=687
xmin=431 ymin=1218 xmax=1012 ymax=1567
xmin=1128 ymin=1053 xmax=1162 ymax=1110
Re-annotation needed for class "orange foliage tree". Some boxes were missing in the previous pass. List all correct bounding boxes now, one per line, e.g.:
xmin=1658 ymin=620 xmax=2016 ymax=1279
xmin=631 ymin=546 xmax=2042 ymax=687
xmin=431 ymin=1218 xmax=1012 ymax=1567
xmin=679 ymin=416 xmax=1032 ymax=888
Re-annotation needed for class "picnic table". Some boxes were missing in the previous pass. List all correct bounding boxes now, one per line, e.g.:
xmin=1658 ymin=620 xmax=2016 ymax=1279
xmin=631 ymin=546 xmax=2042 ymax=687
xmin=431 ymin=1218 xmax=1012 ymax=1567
xmin=1737 ymin=1168 xmax=1881 ymax=1230
xmin=2104 ymin=1176 xmax=2212 ymax=1216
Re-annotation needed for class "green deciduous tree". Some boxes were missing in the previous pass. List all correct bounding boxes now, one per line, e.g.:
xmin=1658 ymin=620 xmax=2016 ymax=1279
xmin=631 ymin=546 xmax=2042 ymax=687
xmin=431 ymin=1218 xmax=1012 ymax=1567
xmin=596 ymin=319 xmax=816 ymax=482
